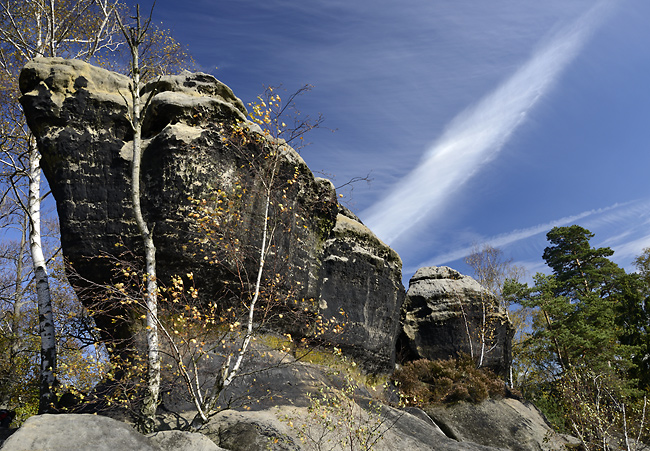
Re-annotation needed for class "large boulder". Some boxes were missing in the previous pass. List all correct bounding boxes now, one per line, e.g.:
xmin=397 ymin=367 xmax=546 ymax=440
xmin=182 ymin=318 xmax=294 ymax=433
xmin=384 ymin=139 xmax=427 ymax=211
xmin=19 ymin=57 xmax=404 ymax=372
xmin=0 ymin=414 xmax=161 ymax=451
xmin=199 ymin=405 xmax=503 ymax=451
xmin=425 ymin=398 xmax=582 ymax=451
xmin=399 ymin=266 xmax=513 ymax=376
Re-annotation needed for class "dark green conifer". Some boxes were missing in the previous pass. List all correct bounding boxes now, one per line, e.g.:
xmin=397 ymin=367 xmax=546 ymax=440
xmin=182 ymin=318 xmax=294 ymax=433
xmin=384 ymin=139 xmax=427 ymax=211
xmin=516 ymin=226 xmax=636 ymax=377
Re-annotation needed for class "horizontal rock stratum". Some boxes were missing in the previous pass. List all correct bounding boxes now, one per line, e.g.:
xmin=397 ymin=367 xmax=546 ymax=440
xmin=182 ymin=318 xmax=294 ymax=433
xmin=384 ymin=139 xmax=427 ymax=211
xmin=19 ymin=57 xmax=404 ymax=372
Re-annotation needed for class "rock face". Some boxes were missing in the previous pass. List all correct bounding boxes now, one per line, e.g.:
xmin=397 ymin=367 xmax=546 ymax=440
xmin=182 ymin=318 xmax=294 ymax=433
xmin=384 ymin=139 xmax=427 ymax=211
xmin=399 ymin=266 xmax=513 ymax=376
xmin=319 ymin=213 xmax=404 ymax=370
xmin=19 ymin=57 xmax=403 ymax=372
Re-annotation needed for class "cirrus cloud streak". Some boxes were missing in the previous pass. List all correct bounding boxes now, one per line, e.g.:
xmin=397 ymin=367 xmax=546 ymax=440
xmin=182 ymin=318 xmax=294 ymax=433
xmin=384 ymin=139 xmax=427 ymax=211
xmin=361 ymin=1 xmax=613 ymax=245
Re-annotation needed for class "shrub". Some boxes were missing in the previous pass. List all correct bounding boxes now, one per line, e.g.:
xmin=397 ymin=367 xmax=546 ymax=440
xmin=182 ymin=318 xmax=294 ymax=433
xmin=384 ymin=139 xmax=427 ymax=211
xmin=392 ymin=354 xmax=507 ymax=407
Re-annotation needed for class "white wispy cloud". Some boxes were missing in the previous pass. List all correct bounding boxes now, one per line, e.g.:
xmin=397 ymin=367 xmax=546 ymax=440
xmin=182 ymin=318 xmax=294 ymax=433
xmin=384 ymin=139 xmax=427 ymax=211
xmin=412 ymin=198 xmax=650 ymax=274
xmin=416 ymin=201 xmax=629 ymax=268
xmin=361 ymin=1 xmax=613 ymax=245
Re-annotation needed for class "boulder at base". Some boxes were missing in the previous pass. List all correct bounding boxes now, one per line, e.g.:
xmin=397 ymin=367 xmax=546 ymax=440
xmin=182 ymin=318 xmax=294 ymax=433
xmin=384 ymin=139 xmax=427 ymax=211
xmin=0 ymin=414 xmax=161 ymax=451
xmin=425 ymin=398 xmax=582 ymax=451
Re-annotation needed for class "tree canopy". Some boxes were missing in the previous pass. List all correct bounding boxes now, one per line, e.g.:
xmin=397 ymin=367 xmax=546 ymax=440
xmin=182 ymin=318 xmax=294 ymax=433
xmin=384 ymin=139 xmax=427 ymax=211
xmin=511 ymin=225 xmax=636 ymax=375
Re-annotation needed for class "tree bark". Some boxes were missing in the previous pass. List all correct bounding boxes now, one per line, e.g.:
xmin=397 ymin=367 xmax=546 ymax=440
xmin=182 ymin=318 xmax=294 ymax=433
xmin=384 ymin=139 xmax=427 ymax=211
xmin=29 ymin=142 xmax=57 ymax=413
xmin=118 ymin=7 xmax=161 ymax=430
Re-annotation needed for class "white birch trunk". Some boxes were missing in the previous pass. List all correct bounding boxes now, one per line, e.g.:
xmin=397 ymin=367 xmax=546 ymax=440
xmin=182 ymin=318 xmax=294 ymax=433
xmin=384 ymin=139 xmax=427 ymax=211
xmin=124 ymin=22 xmax=160 ymax=429
xmin=29 ymin=2 xmax=56 ymax=415
xmin=29 ymin=142 xmax=57 ymax=413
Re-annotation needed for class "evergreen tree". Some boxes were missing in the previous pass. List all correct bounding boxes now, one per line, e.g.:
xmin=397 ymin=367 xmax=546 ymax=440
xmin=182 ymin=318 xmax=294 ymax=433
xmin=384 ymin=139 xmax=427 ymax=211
xmin=507 ymin=225 xmax=650 ymax=446
xmin=617 ymin=267 xmax=650 ymax=391
xmin=543 ymin=225 xmax=625 ymax=297
xmin=517 ymin=225 xmax=634 ymax=376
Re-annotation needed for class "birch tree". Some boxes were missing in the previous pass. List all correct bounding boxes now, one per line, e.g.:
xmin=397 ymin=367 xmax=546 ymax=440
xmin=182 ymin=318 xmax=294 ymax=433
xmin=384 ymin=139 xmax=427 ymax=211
xmin=0 ymin=0 xmax=124 ymax=413
xmin=177 ymin=86 xmax=324 ymax=429
xmin=95 ymin=85 xmax=320 ymax=429
xmin=78 ymin=78 xmax=326 ymax=428
xmin=114 ymin=4 xmax=167 ymax=432
xmin=464 ymin=244 xmax=524 ymax=382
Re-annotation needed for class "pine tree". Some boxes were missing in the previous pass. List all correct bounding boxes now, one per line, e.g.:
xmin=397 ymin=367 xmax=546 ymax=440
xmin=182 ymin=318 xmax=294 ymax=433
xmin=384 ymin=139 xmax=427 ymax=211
xmin=516 ymin=226 xmax=634 ymax=376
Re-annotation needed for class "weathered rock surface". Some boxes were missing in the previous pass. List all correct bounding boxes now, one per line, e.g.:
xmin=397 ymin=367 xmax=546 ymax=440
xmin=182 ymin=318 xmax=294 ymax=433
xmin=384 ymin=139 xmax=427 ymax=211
xmin=1 ymin=346 xmax=576 ymax=451
xmin=0 ymin=404 xmax=525 ymax=451
xmin=0 ymin=408 xmax=502 ymax=451
xmin=0 ymin=414 xmax=161 ymax=451
xmin=425 ymin=398 xmax=582 ymax=451
xmin=199 ymin=405 xmax=504 ymax=451
xmin=19 ymin=57 xmax=403 ymax=372
xmin=319 ymin=213 xmax=404 ymax=371
xmin=147 ymin=430 xmax=226 ymax=451
xmin=399 ymin=266 xmax=513 ymax=376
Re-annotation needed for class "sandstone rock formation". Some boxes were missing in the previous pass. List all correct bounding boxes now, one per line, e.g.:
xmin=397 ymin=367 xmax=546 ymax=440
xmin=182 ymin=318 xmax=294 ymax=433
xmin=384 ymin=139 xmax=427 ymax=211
xmin=11 ymin=57 xmax=550 ymax=450
xmin=19 ymin=57 xmax=404 ymax=372
xmin=319 ymin=212 xmax=404 ymax=370
xmin=425 ymin=398 xmax=582 ymax=451
xmin=399 ymin=266 xmax=513 ymax=376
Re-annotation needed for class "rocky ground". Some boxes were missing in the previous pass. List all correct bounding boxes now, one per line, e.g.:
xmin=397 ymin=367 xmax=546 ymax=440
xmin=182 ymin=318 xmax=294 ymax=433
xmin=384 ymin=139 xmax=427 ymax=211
xmin=1 ymin=338 xmax=576 ymax=451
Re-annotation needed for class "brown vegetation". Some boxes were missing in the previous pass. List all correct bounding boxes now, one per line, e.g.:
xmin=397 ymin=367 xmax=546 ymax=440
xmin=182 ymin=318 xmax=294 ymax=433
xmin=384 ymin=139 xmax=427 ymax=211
xmin=393 ymin=354 xmax=508 ymax=407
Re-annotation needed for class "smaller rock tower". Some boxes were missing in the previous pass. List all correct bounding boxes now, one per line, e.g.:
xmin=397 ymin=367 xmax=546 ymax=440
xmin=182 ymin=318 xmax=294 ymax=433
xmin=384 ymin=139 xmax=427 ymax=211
xmin=398 ymin=266 xmax=513 ymax=377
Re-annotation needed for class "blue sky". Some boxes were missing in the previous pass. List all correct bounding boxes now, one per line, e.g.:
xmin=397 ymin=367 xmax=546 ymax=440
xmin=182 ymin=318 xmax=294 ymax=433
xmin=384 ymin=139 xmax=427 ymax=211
xmin=145 ymin=0 xmax=650 ymax=283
